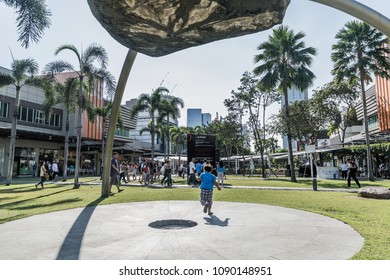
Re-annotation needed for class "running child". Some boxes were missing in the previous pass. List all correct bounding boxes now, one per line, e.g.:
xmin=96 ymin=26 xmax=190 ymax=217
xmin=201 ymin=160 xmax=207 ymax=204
xmin=197 ymin=164 xmax=221 ymax=215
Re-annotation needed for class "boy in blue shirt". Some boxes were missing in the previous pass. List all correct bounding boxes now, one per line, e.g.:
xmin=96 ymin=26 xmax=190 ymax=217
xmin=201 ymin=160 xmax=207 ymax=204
xmin=197 ymin=165 xmax=221 ymax=215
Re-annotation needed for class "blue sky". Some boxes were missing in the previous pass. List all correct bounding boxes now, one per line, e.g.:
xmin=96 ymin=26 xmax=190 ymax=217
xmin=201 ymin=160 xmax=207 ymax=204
xmin=1 ymin=0 xmax=389 ymax=127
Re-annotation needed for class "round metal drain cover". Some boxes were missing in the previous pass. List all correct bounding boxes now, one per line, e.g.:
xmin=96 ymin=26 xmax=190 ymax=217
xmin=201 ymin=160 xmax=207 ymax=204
xmin=149 ymin=219 xmax=197 ymax=230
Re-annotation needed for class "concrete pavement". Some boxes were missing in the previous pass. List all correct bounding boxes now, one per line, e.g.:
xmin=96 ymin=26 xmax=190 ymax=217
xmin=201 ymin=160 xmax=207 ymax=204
xmin=0 ymin=200 xmax=364 ymax=260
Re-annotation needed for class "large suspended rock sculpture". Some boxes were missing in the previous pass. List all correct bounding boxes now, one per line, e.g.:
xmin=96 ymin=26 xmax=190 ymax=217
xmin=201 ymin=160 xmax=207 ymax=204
xmin=88 ymin=0 xmax=291 ymax=57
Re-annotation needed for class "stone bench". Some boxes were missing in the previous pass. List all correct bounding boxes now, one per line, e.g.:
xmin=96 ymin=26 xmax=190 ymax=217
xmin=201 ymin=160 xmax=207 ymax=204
xmin=358 ymin=186 xmax=390 ymax=199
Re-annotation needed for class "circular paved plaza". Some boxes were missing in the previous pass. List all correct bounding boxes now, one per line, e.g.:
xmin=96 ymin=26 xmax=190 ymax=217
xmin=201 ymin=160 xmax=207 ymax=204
xmin=0 ymin=201 xmax=364 ymax=260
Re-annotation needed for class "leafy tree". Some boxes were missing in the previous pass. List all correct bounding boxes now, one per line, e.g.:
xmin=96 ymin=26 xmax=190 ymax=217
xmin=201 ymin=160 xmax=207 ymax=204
xmin=270 ymin=93 xmax=338 ymax=148
xmin=253 ymin=25 xmax=317 ymax=182
xmin=187 ymin=125 xmax=206 ymax=135
xmin=130 ymin=86 xmax=169 ymax=161
xmin=224 ymin=89 xmax=247 ymax=162
xmin=2 ymin=0 xmax=51 ymax=47
xmin=0 ymin=58 xmax=42 ymax=184
xmin=331 ymin=20 xmax=390 ymax=180
xmin=314 ymin=81 xmax=361 ymax=144
xmin=43 ymin=43 xmax=115 ymax=188
xmin=205 ymin=114 xmax=242 ymax=159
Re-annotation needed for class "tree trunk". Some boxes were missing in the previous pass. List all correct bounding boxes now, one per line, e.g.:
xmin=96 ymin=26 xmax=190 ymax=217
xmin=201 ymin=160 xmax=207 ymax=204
xmin=73 ymin=77 xmax=84 ymax=188
xmin=6 ymin=86 xmax=20 ymax=185
xmin=62 ymin=115 xmax=70 ymax=181
xmin=284 ymin=89 xmax=297 ymax=182
xmin=101 ymin=120 xmax=106 ymax=176
xmin=359 ymin=68 xmax=374 ymax=180
xmin=102 ymin=49 xmax=137 ymax=197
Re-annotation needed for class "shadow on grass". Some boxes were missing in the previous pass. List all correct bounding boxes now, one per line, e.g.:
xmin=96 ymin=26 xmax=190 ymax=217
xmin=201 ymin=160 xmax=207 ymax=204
xmin=1 ymin=189 xmax=74 ymax=208
xmin=0 ymin=185 xmax=39 ymax=194
xmin=0 ymin=196 xmax=19 ymax=202
xmin=10 ymin=198 xmax=83 ymax=210
xmin=56 ymin=196 xmax=107 ymax=260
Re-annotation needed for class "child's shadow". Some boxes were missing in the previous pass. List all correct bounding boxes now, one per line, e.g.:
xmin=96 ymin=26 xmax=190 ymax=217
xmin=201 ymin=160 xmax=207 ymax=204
xmin=203 ymin=215 xmax=230 ymax=227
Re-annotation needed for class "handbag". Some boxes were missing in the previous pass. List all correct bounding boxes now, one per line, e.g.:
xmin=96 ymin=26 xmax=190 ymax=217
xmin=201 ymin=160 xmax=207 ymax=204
xmin=44 ymin=173 xmax=49 ymax=180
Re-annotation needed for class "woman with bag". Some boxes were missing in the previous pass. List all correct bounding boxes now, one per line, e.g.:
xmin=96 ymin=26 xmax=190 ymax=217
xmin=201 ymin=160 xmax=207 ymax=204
xmin=35 ymin=160 xmax=47 ymax=189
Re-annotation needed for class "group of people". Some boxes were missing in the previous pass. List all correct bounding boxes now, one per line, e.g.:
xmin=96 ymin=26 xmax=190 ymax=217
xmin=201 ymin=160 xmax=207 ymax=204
xmin=188 ymin=158 xmax=225 ymax=186
xmin=109 ymin=154 xmax=224 ymax=215
xmin=108 ymin=154 xmax=177 ymax=193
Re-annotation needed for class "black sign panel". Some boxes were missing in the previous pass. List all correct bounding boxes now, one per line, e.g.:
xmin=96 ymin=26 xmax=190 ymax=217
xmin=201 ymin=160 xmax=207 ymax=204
xmin=187 ymin=134 xmax=216 ymax=164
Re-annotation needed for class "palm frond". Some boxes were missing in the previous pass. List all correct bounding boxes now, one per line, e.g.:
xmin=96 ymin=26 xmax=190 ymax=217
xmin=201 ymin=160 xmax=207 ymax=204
xmin=12 ymin=58 xmax=39 ymax=80
xmin=6 ymin=0 xmax=52 ymax=48
xmin=43 ymin=60 xmax=75 ymax=76
xmin=0 ymin=73 xmax=15 ymax=87
xmin=82 ymin=43 xmax=108 ymax=69
xmin=55 ymin=44 xmax=81 ymax=62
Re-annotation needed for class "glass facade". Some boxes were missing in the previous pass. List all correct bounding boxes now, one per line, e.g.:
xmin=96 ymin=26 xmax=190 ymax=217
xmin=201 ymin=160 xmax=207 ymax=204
xmin=0 ymin=101 xmax=8 ymax=118
xmin=18 ymin=106 xmax=61 ymax=127
xmin=368 ymin=115 xmax=378 ymax=130
xmin=187 ymin=109 xmax=202 ymax=128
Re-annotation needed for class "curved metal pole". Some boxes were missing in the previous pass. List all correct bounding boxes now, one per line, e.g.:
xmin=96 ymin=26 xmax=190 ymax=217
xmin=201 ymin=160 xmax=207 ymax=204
xmin=310 ymin=0 xmax=390 ymax=37
xmin=102 ymin=49 xmax=138 ymax=197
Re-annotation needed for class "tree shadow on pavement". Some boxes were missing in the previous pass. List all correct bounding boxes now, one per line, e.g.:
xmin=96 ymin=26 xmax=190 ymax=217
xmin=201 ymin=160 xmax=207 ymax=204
xmin=56 ymin=196 xmax=107 ymax=260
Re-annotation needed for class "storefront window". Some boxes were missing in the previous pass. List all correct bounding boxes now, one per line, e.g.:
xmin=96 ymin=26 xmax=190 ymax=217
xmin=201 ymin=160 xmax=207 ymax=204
xmin=15 ymin=147 xmax=36 ymax=176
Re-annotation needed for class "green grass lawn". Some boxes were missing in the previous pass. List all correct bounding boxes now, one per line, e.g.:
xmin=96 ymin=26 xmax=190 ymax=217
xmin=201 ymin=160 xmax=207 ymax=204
xmin=1 ymin=175 xmax=390 ymax=259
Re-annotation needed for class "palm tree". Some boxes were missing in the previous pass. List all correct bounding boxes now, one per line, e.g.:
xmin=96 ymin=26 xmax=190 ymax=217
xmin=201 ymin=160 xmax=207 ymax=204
xmin=0 ymin=58 xmax=41 ymax=184
xmin=170 ymin=126 xmax=188 ymax=165
xmin=41 ymin=77 xmax=77 ymax=181
xmin=188 ymin=125 xmax=206 ymax=135
xmin=253 ymin=25 xmax=317 ymax=182
xmin=331 ymin=20 xmax=390 ymax=181
xmin=140 ymin=121 xmax=162 ymax=139
xmin=159 ymin=96 xmax=184 ymax=159
xmin=2 ymin=0 xmax=51 ymax=48
xmin=43 ymin=43 xmax=115 ymax=188
xmin=130 ymin=86 xmax=169 ymax=161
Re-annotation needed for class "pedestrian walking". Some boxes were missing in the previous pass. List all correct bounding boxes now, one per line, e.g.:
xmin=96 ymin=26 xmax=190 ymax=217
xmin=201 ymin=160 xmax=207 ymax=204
xmin=52 ymin=160 xmax=59 ymax=180
xmin=347 ymin=159 xmax=361 ymax=188
xmin=35 ymin=160 xmax=47 ymax=189
xmin=188 ymin=158 xmax=197 ymax=186
xmin=109 ymin=152 xmax=124 ymax=194
xmin=217 ymin=161 xmax=225 ymax=186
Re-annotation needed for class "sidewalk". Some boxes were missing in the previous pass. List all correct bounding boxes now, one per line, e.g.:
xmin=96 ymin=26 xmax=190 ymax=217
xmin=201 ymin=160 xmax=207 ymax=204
xmin=2 ymin=175 xmax=361 ymax=193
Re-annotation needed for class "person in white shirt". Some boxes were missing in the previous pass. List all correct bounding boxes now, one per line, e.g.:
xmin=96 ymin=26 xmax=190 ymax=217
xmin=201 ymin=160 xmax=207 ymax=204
xmin=188 ymin=158 xmax=197 ymax=185
xmin=340 ymin=161 xmax=348 ymax=180
xmin=52 ymin=161 xmax=59 ymax=180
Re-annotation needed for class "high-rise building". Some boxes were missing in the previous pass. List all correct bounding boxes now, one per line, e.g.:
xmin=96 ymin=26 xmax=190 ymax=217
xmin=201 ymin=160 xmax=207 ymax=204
xmin=202 ymin=113 xmax=211 ymax=126
xmin=187 ymin=108 xmax=202 ymax=128
xmin=187 ymin=109 xmax=212 ymax=128
xmin=281 ymin=86 xmax=308 ymax=150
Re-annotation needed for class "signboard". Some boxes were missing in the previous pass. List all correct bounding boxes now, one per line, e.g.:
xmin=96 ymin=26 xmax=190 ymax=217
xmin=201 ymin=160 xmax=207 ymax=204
xmin=305 ymin=145 xmax=316 ymax=153
xmin=187 ymin=134 xmax=217 ymax=164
